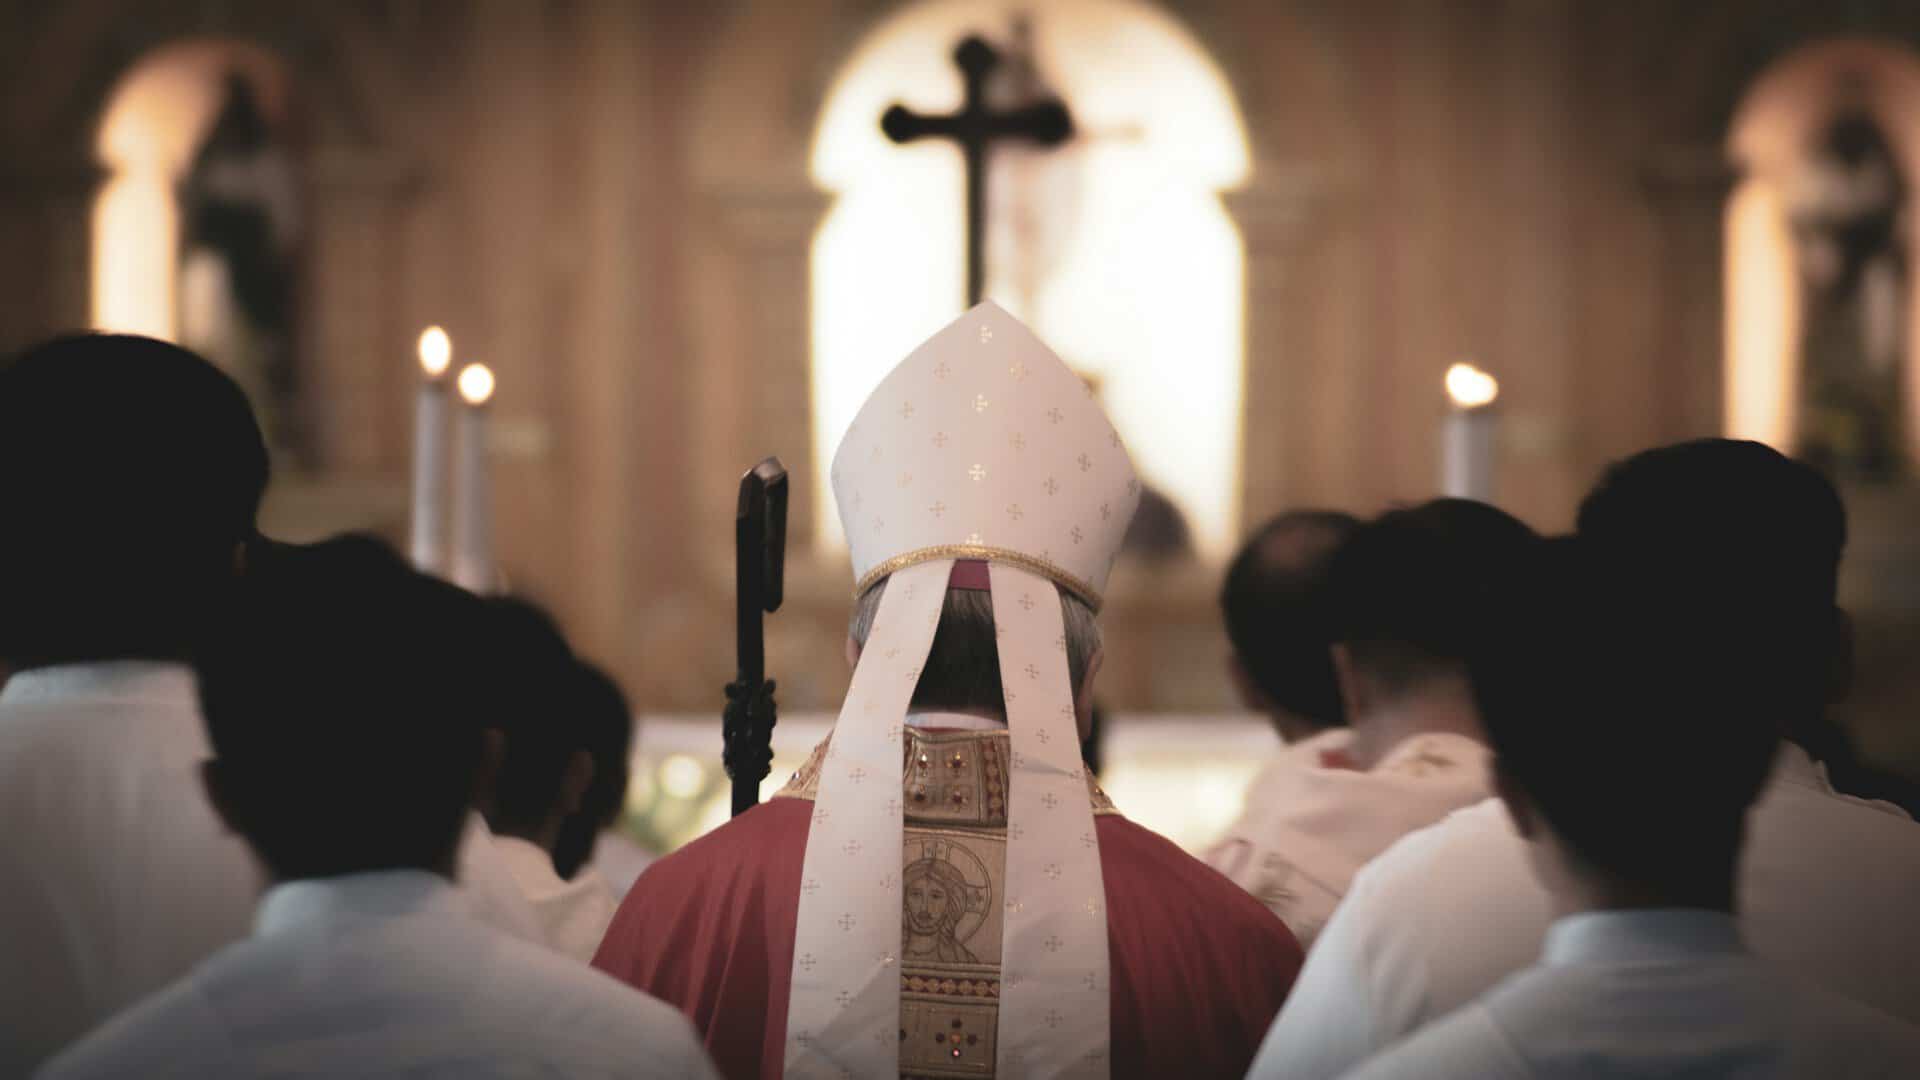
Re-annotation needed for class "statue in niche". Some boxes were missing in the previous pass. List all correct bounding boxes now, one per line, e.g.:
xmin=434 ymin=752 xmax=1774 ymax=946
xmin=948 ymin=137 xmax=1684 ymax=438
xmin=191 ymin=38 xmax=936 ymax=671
xmin=178 ymin=73 xmax=304 ymax=458
xmin=1786 ymin=84 xmax=1908 ymax=481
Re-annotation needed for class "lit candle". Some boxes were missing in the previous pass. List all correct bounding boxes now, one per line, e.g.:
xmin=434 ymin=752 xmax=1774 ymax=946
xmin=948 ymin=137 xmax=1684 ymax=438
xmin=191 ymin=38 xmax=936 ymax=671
xmin=1441 ymin=362 xmax=1499 ymax=501
xmin=451 ymin=362 xmax=497 ymax=593
xmin=409 ymin=327 xmax=453 ymax=574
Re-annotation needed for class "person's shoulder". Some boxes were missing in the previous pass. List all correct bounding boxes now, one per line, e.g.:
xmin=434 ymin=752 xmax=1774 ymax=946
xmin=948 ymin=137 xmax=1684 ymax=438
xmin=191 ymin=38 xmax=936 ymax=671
xmin=492 ymin=937 xmax=717 ymax=1073
xmin=1334 ymin=1000 xmax=1531 ymax=1080
xmin=483 ymin=927 xmax=703 ymax=1028
xmin=1313 ymin=796 xmax=1531 ymax=968
xmin=1356 ymin=795 xmax=1514 ymax=884
xmin=37 ymin=969 xmax=231 ymax=1079
xmin=0 ymin=692 xmax=202 ymax=770
xmin=1098 ymin=816 xmax=1297 ymax=946
xmin=1751 ymin=766 xmax=1920 ymax=890
xmin=633 ymin=797 xmax=810 ymax=887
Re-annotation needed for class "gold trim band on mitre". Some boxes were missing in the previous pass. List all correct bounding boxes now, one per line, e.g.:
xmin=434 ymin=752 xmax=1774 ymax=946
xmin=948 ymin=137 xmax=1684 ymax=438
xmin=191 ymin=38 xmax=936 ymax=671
xmin=854 ymin=544 xmax=1104 ymax=612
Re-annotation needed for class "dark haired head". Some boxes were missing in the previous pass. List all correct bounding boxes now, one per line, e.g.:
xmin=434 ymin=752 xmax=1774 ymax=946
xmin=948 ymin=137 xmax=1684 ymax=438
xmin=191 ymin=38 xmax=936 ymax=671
xmin=196 ymin=534 xmax=488 ymax=882
xmin=476 ymin=596 xmax=586 ymax=842
xmin=0 ymin=334 xmax=268 ymax=665
xmin=1220 ymin=510 xmax=1359 ymax=728
xmin=1326 ymin=498 xmax=1538 ymax=699
xmin=1475 ymin=537 xmax=1779 ymax=895
xmin=550 ymin=662 xmax=635 ymax=880
xmin=1577 ymin=438 xmax=1846 ymax=730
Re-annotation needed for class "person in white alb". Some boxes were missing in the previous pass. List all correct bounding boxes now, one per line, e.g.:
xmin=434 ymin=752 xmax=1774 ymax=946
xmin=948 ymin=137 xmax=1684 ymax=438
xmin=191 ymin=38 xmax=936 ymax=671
xmin=1207 ymin=510 xmax=1360 ymax=851
xmin=553 ymin=663 xmax=652 ymax=897
xmin=39 ymin=537 xmax=717 ymax=1079
xmin=0 ymin=336 xmax=269 ymax=1076
xmin=591 ymin=302 xmax=1303 ymax=1080
xmin=478 ymin=596 xmax=626 ymax=960
xmin=1337 ymin=535 xmax=1920 ymax=1079
xmin=1252 ymin=440 xmax=1920 ymax=1079
xmin=1209 ymin=499 xmax=1534 ymax=946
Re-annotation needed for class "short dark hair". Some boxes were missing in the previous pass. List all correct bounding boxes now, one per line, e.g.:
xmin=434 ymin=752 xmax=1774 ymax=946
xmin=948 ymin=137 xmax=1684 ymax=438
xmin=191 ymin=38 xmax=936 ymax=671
xmin=0 ymin=334 xmax=268 ymax=664
xmin=850 ymin=582 xmax=1100 ymax=714
xmin=1220 ymin=510 xmax=1359 ymax=726
xmin=1576 ymin=438 xmax=1845 ymax=726
xmin=1326 ymin=498 xmax=1538 ymax=697
xmin=477 ymin=596 xmax=585 ymax=836
xmin=1474 ymin=537 xmax=1779 ymax=885
xmin=196 ymin=535 xmax=488 ymax=881
xmin=551 ymin=662 xmax=635 ymax=880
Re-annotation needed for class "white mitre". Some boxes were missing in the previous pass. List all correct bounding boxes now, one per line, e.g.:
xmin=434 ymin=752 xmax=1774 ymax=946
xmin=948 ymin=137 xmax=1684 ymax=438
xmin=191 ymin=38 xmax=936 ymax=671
xmin=786 ymin=301 xmax=1140 ymax=1079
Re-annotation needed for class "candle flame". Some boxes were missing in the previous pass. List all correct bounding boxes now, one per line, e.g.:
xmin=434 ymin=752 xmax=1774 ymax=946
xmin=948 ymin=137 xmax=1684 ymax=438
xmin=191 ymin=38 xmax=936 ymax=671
xmin=418 ymin=326 xmax=452 ymax=378
xmin=457 ymin=363 xmax=496 ymax=406
xmin=1445 ymin=362 xmax=1499 ymax=409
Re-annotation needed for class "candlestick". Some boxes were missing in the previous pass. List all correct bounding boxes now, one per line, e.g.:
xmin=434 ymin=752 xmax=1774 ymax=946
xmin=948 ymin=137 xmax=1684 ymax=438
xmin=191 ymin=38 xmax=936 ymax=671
xmin=451 ymin=362 xmax=497 ymax=593
xmin=409 ymin=327 xmax=453 ymax=574
xmin=1441 ymin=362 xmax=1499 ymax=501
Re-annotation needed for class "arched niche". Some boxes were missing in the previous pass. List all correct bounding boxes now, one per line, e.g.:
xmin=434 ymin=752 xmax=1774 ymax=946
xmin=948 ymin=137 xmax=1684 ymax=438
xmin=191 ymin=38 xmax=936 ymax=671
xmin=674 ymin=0 xmax=1349 ymax=711
xmin=1724 ymin=38 xmax=1920 ymax=469
xmin=808 ymin=0 xmax=1251 ymax=558
xmin=65 ymin=18 xmax=424 ymax=532
xmin=92 ymin=40 xmax=298 ymax=341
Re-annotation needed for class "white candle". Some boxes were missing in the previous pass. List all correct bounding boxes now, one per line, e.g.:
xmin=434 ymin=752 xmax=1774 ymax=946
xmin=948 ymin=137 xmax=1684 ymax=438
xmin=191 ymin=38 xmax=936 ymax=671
xmin=410 ymin=327 xmax=454 ymax=574
xmin=451 ymin=362 xmax=497 ymax=593
xmin=1441 ymin=362 xmax=1499 ymax=501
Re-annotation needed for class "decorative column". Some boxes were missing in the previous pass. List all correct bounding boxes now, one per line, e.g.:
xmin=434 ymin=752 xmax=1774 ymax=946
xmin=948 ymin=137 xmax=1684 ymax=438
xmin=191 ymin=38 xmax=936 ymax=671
xmin=1224 ymin=167 xmax=1333 ymax=527
xmin=0 ymin=155 xmax=103 ymax=349
xmin=1641 ymin=145 xmax=1737 ymax=443
xmin=699 ymin=186 xmax=835 ymax=552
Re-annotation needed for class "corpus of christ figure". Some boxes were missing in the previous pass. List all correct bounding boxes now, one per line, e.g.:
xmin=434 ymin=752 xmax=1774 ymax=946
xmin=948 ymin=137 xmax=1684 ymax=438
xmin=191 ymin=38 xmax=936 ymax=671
xmin=881 ymin=34 xmax=1074 ymax=307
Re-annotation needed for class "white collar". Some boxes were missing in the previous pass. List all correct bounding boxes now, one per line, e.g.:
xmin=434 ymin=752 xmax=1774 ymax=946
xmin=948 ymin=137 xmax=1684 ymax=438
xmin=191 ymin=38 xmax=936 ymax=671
xmin=0 ymin=660 xmax=197 ymax=709
xmin=1771 ymin=740 xmax=1831 ymax=794
xmin=1542 ymin=908 xmax=1745 ymax=968
xmin=905 ymin=710 xmax=1008 ymax=731
xmin=1373 ymin=730 xmax=1488 ymax=771
xmin=255 ymin=868 xmax=468 ymax=938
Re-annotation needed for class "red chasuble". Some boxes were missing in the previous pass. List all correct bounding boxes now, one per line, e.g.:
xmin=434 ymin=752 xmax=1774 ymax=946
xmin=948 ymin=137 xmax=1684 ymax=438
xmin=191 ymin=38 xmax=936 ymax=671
xmin=593 ymin=729 xmax=1303 ymax=1080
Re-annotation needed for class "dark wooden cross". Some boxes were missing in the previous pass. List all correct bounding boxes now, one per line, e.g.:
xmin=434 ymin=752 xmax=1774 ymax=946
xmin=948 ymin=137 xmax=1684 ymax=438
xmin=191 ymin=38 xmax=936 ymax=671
xmin=881 ymin=35 xmax=1074 ymax=307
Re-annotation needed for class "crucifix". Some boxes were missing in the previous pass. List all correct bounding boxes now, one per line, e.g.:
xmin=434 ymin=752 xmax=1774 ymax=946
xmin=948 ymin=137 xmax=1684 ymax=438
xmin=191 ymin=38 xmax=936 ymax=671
xmin=881 ymin=34 xmax=1074 ymax=307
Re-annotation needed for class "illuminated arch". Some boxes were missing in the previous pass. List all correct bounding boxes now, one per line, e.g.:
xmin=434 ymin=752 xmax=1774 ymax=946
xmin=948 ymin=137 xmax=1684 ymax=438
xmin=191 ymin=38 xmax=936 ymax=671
xmin=91 ymin=40 xmax=292 ymax=340
xmin=1725 ymin=38 xmax=1920 ymax=464
xmin=810 ymin=0 xmax=1250 ymax=555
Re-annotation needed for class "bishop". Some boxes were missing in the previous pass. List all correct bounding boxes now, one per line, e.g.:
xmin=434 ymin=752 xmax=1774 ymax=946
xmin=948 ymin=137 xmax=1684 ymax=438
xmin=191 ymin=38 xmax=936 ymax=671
xmin=592 ymin=303 xmax=1301 ymax=1079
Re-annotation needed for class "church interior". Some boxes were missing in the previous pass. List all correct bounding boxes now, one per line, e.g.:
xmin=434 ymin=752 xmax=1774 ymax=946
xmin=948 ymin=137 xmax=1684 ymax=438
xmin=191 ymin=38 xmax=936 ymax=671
xmin=6 ymin=0 xmax=1920 ymax=853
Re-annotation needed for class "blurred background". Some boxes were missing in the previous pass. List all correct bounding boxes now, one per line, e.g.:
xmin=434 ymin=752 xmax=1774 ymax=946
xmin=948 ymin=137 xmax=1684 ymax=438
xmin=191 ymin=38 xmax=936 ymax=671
xmin=5 ymin=0 xmax=1920 ymax=853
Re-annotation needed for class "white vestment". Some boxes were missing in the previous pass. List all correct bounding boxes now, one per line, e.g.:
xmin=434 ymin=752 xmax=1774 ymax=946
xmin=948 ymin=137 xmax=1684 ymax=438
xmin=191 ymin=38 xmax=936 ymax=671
xmin=0 ymin=663 xmax=256 ymax=1076
xmin=588 ymin=830 xmax=657 ymax=898
xmin=494 ymin=835 xmax=619 ymax=962
xmin=1250 ymin=742 xmax=1920 ymax=1079
xmin=0 ymin=660 xmax=576 ymax=1074
xmin=37 ymin=870 xmax=719 ymax=1079
xmin=454 ymin=814 xmax=549 ymax=947
xmin=1340 ymin=909 xmax=1920 ymax=1079
xmin=1204 ymin=731 xmax=1489 ymax=947
xmin=1218 ymin=728 xmax=1358 ymax=837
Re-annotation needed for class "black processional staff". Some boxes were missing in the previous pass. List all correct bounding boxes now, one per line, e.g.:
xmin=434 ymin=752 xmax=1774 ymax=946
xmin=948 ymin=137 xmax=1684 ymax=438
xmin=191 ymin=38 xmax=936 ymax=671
xmin=724 ymin=457 xmax=788 ymax=817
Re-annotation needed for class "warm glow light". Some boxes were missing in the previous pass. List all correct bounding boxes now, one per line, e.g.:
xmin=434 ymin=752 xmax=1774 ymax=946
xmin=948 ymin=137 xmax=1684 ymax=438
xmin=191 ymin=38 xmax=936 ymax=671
xmin=1099 ymin=761 xmax=1261 ymax=852
xmin=659 ymin=754 xmax=708 ymax=800
xmin=1445 ymin=363 xmax=1499 ymax=409
xmin=1724 ymin=180 xmax=1799 ymax=448
xmin=418 ymin=326 xmax=452 ymax=378
xmin=456 ymin=363 xmax=496 ymax=406
xmin=810 ymin=0 xmax=1250 ymax=556
xmin=91 ymin=41 xmax=287 ymax=339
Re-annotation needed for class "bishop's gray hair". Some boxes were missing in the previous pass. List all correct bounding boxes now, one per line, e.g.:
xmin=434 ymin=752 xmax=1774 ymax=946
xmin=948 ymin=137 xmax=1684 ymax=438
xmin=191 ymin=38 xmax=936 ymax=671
xmin=849 ymin=575 xmax=1102 ymax=714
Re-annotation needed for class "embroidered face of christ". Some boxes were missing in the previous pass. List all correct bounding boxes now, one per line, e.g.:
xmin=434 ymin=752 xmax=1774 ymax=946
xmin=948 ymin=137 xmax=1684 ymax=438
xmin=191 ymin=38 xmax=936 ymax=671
xmin=903 ymin=857 xmax=979 ymax=963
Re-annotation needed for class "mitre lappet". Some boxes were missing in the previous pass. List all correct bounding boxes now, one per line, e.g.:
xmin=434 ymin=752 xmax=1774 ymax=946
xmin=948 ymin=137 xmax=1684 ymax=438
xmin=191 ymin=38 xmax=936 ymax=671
xmin=786 ymin=301 xmax=1141 ymax=1078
